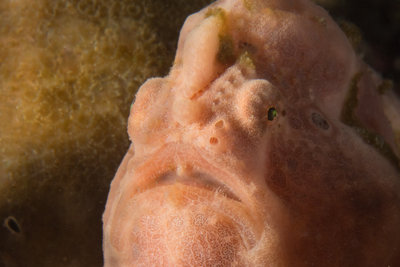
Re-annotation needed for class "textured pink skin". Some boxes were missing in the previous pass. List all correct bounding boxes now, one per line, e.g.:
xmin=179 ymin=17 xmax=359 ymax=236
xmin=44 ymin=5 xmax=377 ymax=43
xmin=103 ymin=0 xmax=400 ymax=266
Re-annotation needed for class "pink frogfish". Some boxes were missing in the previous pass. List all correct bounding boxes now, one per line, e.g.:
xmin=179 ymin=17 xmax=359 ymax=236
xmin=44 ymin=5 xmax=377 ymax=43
xmin=103 ymin=0 xmax=400 ymax=265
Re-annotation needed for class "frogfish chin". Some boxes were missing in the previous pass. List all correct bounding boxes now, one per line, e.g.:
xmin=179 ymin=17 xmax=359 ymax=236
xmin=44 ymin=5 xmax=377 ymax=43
xmin=103 ymin=0 xmax=400 ymax=266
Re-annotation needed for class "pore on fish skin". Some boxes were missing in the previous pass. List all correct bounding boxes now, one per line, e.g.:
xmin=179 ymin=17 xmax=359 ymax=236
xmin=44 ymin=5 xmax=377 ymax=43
xmin=103 ymin=0 xmax=400 ymax=266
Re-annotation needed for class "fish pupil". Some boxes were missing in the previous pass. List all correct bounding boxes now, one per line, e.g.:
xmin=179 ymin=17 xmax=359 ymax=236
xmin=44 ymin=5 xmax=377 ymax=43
xmin=267 ymin=107 xmax=277 ymax=121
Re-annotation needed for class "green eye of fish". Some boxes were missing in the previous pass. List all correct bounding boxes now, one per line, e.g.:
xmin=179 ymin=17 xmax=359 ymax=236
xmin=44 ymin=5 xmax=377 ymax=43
xmin=267 ymin=107 xmax=277 ymax=121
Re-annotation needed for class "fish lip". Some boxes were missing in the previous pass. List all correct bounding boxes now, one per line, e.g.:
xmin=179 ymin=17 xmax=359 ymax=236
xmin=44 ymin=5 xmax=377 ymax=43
xmin=151 ymin=170 xmax=242 ymax=202
xmin=126 ymin=143 xmax=248 ymax=204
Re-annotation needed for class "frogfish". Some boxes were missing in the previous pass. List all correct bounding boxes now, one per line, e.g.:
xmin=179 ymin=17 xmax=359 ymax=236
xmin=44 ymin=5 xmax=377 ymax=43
xmin=103 ymin=0 xmax=400 ymax=265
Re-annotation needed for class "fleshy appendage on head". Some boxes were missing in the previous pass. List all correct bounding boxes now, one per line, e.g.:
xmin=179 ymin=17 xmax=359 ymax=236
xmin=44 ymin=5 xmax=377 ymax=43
xmin=103 ymin=0 xmax=400 ymax=266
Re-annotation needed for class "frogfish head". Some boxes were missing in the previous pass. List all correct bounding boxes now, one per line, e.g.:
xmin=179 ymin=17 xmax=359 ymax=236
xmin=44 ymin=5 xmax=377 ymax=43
xmin=103 ymin=0 xmax=400 ymax=265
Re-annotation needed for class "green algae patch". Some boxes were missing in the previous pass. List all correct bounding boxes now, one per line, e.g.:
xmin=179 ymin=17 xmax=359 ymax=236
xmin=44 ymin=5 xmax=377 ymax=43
xmin=396 ymin=132 xmax=400 ymax=152
xmin=341 ymin=73 xmax=400 ymax=170
xmin=310 ymin=15 xmax=328 ymax=27
xmin=205 ymin=7 xmax=236 ymax=66
xmin=205 ymin=7 xmax=235 ymax=65
xmin=205 ymin=7 xmax=230 ymax=33
xmin=205 ymin=7 xmax=226 ymax=20
xmin=217 ymin=34 xmax=236 ymax=65
xmin=377 ymin=79 xmax=393 ymax=95
xmin=243 ymin=0 xmax=254 ymax=11
xmin=337 ymin=20 xmax=362 ymax=52
xmin=238 ymin=50 xmax=255 ymax=70
xmin=341 ymin=73 xmax=362 ymax=126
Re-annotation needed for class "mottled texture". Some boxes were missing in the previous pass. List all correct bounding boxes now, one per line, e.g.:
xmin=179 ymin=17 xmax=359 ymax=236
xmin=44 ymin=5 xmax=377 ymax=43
xmin=0 ymin=0 xmax=212 ymax=266
xmin=104 ymin=0 xmax=400 ymax=266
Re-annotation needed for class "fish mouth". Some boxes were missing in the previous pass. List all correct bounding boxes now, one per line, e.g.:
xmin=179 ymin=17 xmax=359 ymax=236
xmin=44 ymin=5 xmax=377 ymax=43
xmin=127 ymin=167 xmax=259 ymax=251
xmin=114 ymin=144 xmax=264 ymax=252
xmin=153 ymin=170 xmax=242 ymax=202
xmin=127 ymin=144 xmax=249 ymax=204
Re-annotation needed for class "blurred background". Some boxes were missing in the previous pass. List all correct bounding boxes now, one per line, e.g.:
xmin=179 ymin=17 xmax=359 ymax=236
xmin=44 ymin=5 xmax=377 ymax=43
xmin=0 ymin=0 xmax=399 ymax=266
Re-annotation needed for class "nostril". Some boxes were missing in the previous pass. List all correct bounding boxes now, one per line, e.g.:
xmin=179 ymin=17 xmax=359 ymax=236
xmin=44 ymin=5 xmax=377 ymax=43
xmin=214 ymin=120 xmax=224 ymax=128
xmin=210 ymin=137 xmax=219 ymax=144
